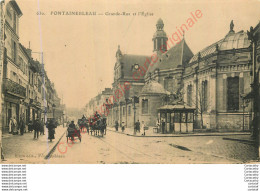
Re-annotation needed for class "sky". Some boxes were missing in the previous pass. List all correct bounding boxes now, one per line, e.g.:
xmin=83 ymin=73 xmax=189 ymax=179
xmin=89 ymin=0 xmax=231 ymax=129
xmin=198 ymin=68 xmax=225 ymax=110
xmin=14 ymin=0 xmax=260 ymax=109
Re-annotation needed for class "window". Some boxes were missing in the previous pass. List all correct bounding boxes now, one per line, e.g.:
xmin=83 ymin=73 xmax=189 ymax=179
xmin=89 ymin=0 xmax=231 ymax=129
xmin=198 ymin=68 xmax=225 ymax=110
xmin=13 ymin=12 xmax=16 ymax=33
xmin=142 ymin=99 xmax=148 ymax=114
xmin=187 ymin=113 xmax=194 ymax=123
xmin=227 ymin=76 xmax=239 ymax=111
xmin=38 ymin=79 xmax=42 ymax=92
xmin=11 ymin=40 xmax=16 ymax=63
xmin=201 ymin=80 xmax=208 ymax=112
xmin=174 ymin=112 xmax=181 ymax=123
xmin=7 ymin=9 xmax=12 ymax=19
xmin=187 ymin=84 xmax=193 ymax=106
xmin=181 ymin=113 xmax=187 ymax=123
xmin=164 ymin=78 xmax=169 ymax=90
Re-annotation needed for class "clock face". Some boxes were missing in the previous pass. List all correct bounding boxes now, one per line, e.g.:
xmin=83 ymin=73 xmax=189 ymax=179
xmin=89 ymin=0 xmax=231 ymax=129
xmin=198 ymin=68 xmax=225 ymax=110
xmin=134 ymin=64 xmax=139 ymax=69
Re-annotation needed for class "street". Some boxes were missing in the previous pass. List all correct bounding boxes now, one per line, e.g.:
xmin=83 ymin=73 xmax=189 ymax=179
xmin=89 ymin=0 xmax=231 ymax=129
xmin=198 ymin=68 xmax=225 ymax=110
xmin=46 ymin=129 xmax=258 ymax=164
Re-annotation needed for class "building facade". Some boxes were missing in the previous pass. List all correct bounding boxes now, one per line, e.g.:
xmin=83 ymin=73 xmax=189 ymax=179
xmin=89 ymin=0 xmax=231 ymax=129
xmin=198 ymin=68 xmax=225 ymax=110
xmin=85 ymin=18 xmax=258 ymax=132
xmin=1 ymin=0 xmax=64 ymax=134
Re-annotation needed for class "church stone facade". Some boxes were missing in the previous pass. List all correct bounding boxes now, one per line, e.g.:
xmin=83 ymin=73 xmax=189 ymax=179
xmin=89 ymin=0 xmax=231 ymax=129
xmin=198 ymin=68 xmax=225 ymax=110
xmin=85 ymin=19 xmax=259 ymax=132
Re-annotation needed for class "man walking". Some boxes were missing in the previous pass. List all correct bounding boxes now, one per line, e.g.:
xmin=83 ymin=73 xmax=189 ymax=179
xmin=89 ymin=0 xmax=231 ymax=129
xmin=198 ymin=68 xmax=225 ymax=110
xmin=19 ymin=116 xmax=25 ymax=135
xmin=162 ymin=120 xmax=165 ymax=134
xmin=34 ymin=119 xmax=40 ymax=139
xmin=136 ymin=120 xmax=140 ymax=133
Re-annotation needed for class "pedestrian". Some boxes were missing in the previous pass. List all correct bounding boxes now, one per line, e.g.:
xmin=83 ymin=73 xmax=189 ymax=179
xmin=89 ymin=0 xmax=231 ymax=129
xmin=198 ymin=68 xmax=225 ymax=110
xmin=162 ymin=119 xmax=165 ymax=134
xmin=8 ymin=118 xmax=13 ymax=134
xmin=33 ymin=119 xmax=40 ymax=139
xmin=156 ymin=119 xmax=160 ymax=133
xmin=141 ymin=121 xmax=146 ymax=136
xmin=121 ymin=122 xmax=125 ymax=132
xmin=40 ymin=119 xmax=45 ymax=135
xmin=28 ymin=120 xmax=33 ymax=132
xmin=12 ymin=117 xmax=18 ymax=135
xmin=136 ymin=120 xmax=140 ymax=133
xmin=115 ymin=121 xmax=119 ymax=131
xmin=47 ymin=119 xmax=56 ymax=142
xmin=19 ymin=117 xmax=25 ymax=135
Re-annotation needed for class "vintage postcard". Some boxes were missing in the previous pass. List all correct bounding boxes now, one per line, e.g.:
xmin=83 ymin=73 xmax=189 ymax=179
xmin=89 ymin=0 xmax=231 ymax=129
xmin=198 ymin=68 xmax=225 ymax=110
xmin=0 ymin=0 xmax=259 ymax=164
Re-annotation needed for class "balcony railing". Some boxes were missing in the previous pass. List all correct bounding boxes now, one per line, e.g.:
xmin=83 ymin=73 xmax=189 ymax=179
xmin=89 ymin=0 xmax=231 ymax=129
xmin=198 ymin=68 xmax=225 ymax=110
xmin=3 ymin=79 xmax=26 ymax=98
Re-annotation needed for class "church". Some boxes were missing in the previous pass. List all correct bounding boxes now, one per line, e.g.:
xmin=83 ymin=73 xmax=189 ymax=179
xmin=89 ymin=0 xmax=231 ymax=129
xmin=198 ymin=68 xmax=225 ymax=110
xmin=86 ymin=18 xmax=259 ymax=132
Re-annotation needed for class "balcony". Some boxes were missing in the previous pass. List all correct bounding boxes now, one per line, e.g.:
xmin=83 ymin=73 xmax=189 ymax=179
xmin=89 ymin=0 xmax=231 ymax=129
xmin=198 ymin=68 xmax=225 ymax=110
xmin=29 ymin=98 xmax=41 ymax=108
xmin=3 ymin=79 xmax=26 ymax=98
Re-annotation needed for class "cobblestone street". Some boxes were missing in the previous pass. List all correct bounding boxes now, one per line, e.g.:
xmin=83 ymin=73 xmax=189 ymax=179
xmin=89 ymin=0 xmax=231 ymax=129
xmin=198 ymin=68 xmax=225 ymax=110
xmin=44 ymin=129 xmax=258 ymax=164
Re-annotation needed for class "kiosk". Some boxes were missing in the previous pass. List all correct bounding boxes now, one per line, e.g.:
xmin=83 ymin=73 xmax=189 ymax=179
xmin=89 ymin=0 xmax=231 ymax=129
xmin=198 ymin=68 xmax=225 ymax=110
xmin=158 ymin=104 xmax=195 ymax=133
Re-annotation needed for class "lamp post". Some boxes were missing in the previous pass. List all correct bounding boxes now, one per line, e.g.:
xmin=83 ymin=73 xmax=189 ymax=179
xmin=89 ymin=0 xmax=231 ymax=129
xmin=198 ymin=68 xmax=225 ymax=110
xmin=132 ymin=96 xmax=137 ymax=134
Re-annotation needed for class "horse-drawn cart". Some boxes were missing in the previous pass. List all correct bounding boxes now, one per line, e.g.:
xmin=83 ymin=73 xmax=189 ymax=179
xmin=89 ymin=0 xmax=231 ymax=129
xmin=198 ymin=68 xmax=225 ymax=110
xmin=66 ymin=127 xmax=81 ymax=142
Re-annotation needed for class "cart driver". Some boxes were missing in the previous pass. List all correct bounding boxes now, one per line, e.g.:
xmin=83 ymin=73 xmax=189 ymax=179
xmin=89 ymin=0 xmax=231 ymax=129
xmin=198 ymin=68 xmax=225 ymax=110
xmin=69 ymin=121 xmax=76 ymax=129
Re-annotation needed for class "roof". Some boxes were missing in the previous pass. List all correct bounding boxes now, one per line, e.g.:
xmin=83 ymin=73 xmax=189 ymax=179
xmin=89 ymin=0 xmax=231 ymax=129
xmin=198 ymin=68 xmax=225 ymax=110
xmin=119 ymin=54 xmax=150 ymax=79
xmin=189 ymin=30 xmax=250 ymax=64
xmin=9 ymin=0 xmax=23 ymax=17
xmin=140 ymin=80 xmax=170 ymax=95
xmin=146 ymin=39 xmax=194 ymax=76
xmin=158 ymin=104 xmax=195 ymax=111
xmin=253 ymin=21 xmax=260 ymax=35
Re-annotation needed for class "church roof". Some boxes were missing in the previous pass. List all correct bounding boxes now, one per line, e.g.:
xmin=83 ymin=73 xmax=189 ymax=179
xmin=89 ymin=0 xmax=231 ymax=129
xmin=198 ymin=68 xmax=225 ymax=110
xmin=146 ymin=39 xmax=194 ymax=77
xmin=140 ymin=80 xmax=170 ymax=95
xmin=119 ymin=54 xmax=150 ymax=79
xmin=189 ymin=29 xmax=250 ymax=64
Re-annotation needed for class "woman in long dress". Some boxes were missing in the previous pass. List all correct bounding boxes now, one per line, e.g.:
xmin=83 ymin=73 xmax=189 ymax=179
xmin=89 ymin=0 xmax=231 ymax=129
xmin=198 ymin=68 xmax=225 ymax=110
xmin=12 ymin=117 xmax=18 ymax=135
xmin=47 ymin=119 xmax=56 ymax=142
xmin=9 ymin=118 xmax=13 ymax=134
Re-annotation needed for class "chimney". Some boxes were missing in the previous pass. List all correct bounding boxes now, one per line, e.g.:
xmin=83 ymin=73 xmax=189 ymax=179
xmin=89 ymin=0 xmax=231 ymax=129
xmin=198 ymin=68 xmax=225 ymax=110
xmin=26 ymin=48 xmax=32 ymax=57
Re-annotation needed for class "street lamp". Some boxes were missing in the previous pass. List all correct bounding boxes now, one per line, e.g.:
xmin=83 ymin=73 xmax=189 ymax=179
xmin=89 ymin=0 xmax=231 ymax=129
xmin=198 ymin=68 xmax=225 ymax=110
xmin=132 ymin=96 xmax=138 ymax=134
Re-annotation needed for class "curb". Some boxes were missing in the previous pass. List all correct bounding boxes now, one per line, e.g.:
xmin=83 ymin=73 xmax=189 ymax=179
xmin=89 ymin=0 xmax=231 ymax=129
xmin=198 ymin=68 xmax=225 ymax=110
xmin=44 ymin=130 xmax=66 ymax=160
xmin=107 ymin=128 xmax=250 ymax=138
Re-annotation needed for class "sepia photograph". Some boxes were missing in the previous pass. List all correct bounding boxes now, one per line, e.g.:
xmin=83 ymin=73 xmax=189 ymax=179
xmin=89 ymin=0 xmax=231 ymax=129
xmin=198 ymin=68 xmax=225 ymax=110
xmin=0 ymin=0 xmax=260 ymax=165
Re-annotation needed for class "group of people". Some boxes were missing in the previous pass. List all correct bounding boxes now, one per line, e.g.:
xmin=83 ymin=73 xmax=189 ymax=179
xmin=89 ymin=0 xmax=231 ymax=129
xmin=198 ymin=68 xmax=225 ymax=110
xmin=9 ymin=116 xmax=33 ymax=136
xmin=8 ymin=116 xmax=57 ymax=142
xmin=114 ymin=120 xmax=147 ymax=135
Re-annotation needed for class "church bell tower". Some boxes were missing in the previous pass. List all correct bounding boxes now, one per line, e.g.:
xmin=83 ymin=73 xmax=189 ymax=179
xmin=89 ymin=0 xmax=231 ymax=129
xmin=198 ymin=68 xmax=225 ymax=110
xmin=153 ymin=18 xmax=168 ymax=54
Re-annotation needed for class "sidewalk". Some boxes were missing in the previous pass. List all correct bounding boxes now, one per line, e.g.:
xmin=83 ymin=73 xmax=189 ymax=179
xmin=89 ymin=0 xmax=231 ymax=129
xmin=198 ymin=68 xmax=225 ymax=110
xmin=1 ymin=125 xmax=67 ymax=163
xmin=107 ymin=126 xmax=251 ymax=137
